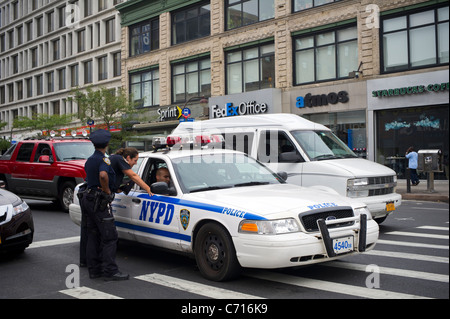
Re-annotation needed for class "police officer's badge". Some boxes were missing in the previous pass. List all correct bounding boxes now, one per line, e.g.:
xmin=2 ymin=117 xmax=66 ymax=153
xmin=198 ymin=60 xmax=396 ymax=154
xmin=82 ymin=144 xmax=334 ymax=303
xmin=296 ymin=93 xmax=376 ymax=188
xmin=180 ymin=209 xmax=190 ymax=230
xmin=103 ymin=158 xmax=111 ymax=165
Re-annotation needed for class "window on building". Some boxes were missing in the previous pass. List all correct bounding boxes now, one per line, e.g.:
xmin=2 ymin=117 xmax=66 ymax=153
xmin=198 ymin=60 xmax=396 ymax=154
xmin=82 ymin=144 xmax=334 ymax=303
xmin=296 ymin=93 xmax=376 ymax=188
xmin=226 ymin=42 xmax=275 ymax=94
xmin=113 ymin=52 xmax=121 ymax=77
xmin=71 ymin=64 xmax=79 ymax=87
xmin=77 ymin=29 xmax=85 ymax=52
xmin=129 ymin=18 xmax=159 ymax=57
xmin=52 ymin=39 xmax=60 ymax=61
xmin=36 ymin=74 xmax=43 ymax=95
xmin=47 ymin=71 xmax=54 ymax=93
xmin=381 ymin=4 xmax=449 ymax=73
xmin=130 ymin=68 xmax=160 ymax=108
xmin=59 ymin=68 xmax=66 ymax=90
xmin=226 ymin=0 xmax=274 ymax=30
xmin=293 ymin=0 xmax=339 ymax=12
xmin=293 ymin=25 xmax=358 ymax=85
xmin=84 ymin=60 xmax=92 ymax=84
xmin=172 ymin=57 xmax=211 ymax=103
xmin=98 ymin=56 xmax=107 ymax=81
xmin=172 ymin=2 xmax=210 ymax=45
xmin=106 ymin=18 xmax=116 ymax=43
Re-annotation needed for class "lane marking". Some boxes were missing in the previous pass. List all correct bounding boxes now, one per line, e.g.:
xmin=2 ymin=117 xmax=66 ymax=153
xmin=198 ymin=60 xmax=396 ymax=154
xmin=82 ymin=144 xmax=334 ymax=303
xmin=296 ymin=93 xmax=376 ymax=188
xmin=136 ymin=273 xmax=264 ymax=299
xmin=28 ymin=236 xmax=80 ymax=249
xmin=364 ymin=250 xmax=449 ymax=264
xmin=245 ymin=270 xmax=431 ymax=299
xmin=376 ymin=239 xmax=448 ymax=249
xmin=384 ymin=231 xmax=448 ymax=240
xmin=324 ymin=261 xmax=448 ymax=283
xmin=417 ymin=226 xmax=449 ymax=231
xmin=60 ymin=286 xmax=122 ymax=299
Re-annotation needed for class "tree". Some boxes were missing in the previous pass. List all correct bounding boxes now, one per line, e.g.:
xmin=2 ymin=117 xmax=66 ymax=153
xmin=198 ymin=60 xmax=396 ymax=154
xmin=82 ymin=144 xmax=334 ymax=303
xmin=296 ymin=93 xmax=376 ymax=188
xmin=13 ymin=114 xmax=73 ymax=136
xmin=70 ymin=86 xmax=141 ymax=132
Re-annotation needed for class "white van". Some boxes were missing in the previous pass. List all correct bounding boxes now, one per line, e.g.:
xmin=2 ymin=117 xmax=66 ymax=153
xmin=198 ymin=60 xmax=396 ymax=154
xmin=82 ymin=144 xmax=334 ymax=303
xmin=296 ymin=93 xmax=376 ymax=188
xmin=172 ymin=113 xmax=401 ymax=223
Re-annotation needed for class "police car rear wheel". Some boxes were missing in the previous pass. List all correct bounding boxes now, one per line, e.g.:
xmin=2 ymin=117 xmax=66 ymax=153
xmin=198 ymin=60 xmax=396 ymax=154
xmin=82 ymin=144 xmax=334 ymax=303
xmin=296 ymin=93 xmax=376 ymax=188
xmin=194 ymin=223 xmax=241 ymax=282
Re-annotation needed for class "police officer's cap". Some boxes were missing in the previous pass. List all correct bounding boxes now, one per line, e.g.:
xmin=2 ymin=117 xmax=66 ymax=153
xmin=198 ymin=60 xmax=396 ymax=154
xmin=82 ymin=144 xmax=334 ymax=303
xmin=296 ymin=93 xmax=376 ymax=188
xmin=90 ymin=129 xmax=111 ymax=145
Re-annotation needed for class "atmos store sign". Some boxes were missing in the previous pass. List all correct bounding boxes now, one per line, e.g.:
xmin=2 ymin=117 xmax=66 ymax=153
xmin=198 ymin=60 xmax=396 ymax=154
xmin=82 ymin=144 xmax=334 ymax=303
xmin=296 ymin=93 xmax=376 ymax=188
xmin=296 ymin=91 xmax=349 ymax=108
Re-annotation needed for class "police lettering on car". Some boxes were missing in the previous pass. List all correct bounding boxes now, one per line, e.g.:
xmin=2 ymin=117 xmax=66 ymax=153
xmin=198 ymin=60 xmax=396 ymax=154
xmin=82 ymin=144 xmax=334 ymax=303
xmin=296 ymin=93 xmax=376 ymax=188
xmin=70 ymin=134 xmax=379 ymax=282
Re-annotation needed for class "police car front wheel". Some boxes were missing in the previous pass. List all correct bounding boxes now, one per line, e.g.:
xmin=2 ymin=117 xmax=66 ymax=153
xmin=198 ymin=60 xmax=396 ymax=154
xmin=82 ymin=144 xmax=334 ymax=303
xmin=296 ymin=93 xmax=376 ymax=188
xmin=194 ymin=223 xmax=241 ymax=282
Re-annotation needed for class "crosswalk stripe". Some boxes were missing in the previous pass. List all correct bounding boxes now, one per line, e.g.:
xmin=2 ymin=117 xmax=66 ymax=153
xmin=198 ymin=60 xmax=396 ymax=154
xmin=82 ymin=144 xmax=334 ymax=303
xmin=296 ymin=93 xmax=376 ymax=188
xmin=136 ymin=273 xmax=265 ymax=299
xmin=245 ymin=270 xmax=431 ymax=299
xmin=60 ymin=286 xmax=123 ymax=299
xmin=376 ymin=239 xmax=449 ymax=249
xmin=28 ymin=236 xmax=80 ymax=249
xmin=324 ymin=261 xmax=449 ymax=283
xmin=384 ymin=231 xmax=448 ymax=239
xmin=364 ymin=250 xmax=449 ymax=263
xmin=417 ymin=226 xmax=449 ymax=231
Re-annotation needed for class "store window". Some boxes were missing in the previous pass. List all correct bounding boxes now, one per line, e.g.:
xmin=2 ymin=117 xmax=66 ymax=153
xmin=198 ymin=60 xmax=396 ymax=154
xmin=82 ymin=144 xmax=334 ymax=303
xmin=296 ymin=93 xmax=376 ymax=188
xmin=376 ymin=105 xmax=449 ymax=179
xmin=172 ymin=57 xmax=211 ymax=103
xmin=130 ymin=68 xmax=160 ymax=108
xmin=294 ymin=25 xmax=358 ymax=85
xmin=226 ymin=0 xmax=274 ymax=30
xmin=226 ymin=42 xmax=275 ymax=94
xmin=129 ymin=18 xmax=159 ymax=57
xmin=172 ymin=2 xmax=210 ymax=45
xmin=381 ymin=4 xmax=449 ymax=73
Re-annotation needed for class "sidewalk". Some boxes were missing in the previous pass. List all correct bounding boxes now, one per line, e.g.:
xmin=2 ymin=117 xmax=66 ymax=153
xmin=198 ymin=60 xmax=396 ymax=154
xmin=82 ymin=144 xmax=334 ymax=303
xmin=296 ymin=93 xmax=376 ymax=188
xmin=396 ymin=179 xmax=449 ymax=203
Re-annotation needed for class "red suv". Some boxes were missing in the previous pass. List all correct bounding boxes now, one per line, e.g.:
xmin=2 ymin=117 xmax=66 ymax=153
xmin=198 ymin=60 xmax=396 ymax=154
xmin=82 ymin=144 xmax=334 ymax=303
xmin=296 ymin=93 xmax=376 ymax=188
xmin=0 ymin=138 xmax=94 ymax=212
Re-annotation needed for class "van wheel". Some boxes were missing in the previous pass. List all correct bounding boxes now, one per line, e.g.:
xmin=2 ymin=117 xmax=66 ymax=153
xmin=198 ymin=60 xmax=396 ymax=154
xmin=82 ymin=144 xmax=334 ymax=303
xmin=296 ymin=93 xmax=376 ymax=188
xmin=194 ymin=223 xmax=241 ymax=282
xmin=59 ymin=181 xmax=75 ymax=212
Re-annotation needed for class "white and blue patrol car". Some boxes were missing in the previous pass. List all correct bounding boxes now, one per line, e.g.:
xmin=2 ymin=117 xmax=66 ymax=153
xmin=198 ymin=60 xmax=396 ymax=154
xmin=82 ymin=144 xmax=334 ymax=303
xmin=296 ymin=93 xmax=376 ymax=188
xmin=69 ymin=137 xmax=379 ymax=281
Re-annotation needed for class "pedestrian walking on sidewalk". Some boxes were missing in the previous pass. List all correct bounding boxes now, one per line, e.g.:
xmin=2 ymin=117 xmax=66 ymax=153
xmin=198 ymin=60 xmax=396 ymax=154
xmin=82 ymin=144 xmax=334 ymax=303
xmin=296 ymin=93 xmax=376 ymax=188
xmin=406 ymin=146 xmax=420 ymax=186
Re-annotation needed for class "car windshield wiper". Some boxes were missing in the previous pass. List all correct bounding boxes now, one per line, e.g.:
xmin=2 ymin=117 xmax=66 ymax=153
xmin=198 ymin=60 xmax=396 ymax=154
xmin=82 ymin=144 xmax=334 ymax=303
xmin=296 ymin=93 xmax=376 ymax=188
xmin=233 ymin=181 xmax=271 ymax=187
xmin=312 ymin=154 xmax=339 ymax=161
xmin=189 ymin=185 xmax=233 ymax=193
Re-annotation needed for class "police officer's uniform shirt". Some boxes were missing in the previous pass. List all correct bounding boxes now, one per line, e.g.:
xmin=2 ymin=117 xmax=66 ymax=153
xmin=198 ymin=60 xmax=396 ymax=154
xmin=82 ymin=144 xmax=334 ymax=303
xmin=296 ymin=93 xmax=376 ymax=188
xmin=85 ymin=150 xmax=116 ymax=191
xmin=109 ymin=154 xmax=131 ymax=192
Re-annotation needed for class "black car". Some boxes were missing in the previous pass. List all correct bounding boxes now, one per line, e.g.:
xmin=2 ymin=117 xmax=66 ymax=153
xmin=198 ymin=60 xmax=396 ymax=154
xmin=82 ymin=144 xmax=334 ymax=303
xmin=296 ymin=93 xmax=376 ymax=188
xmin=0 ymin=185 xmax=34 ymax=253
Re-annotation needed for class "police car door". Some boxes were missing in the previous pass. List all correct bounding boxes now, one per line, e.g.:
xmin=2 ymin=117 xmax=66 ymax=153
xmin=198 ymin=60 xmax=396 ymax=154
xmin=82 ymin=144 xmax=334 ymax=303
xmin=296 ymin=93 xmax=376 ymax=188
xmin=127 ymin=157 xmax=181 ymax=251
xmin=111 ymin=157 xmax=146 ymax=242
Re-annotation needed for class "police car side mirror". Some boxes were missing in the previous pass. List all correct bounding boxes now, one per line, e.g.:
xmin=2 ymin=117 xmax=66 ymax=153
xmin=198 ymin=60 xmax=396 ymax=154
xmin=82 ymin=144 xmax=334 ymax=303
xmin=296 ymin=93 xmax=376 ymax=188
xmin=277 ymin=171 xmax=288 ymax=182
xmin=151 ymin=182 xmax=170 ymax=195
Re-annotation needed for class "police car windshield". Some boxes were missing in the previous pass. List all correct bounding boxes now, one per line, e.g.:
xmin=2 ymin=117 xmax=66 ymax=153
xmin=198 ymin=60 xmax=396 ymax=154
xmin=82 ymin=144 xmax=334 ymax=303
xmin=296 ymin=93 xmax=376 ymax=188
xmin=54 ymin=142 xmax=95 ymax=161
xmin=290 ymin=130 xmax=357 ymax=161
xmin=172 ymin=153 xmax=283 ymax=194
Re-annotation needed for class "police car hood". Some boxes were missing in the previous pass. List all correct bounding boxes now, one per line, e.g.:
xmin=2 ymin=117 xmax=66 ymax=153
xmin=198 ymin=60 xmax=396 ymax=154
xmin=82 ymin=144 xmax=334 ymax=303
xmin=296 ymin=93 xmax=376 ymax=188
xmin=184 ymin=183 xmax=354 ymax=218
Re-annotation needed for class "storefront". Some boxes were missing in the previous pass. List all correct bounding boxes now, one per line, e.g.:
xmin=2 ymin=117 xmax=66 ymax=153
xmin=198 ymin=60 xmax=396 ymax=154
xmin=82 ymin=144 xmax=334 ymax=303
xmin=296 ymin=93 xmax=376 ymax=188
xmin=289 ymin=82 xmax=368 ymax=157
xmin=209 ymin=88 xmax=282 ymax=118
xmin=367 ymin=70 xmax=449 ymax=179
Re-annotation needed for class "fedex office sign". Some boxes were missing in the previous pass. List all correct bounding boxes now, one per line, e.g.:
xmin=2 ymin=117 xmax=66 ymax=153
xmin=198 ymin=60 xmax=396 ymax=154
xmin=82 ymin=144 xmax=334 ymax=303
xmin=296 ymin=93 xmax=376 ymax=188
xmin=211 ymin=101 xmax=268 ymax=118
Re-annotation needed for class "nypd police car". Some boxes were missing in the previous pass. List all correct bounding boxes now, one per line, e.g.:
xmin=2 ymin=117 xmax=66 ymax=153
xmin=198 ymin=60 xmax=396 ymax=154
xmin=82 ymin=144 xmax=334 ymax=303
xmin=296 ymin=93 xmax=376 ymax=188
xmin=69 ymin=135 xmax=379 ymax=281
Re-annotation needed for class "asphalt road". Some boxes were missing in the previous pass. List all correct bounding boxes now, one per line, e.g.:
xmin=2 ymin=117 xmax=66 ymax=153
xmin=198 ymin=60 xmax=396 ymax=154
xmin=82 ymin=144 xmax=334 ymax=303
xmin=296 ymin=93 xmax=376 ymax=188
xmin=0 ymin=199 xmax=448 ymax=306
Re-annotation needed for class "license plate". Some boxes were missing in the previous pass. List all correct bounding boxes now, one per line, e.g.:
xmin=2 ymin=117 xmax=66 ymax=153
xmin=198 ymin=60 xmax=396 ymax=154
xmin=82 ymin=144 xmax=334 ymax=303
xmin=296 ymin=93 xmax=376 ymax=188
xmin=333 ymin=236 xmax=353 ymax=254
xmin=386 ymin=202 xmax=395 ymax=212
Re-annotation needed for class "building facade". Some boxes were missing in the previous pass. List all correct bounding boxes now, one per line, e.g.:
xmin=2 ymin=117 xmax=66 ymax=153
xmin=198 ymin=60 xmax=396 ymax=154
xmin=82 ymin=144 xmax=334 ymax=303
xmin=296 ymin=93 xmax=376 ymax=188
xmin=0 ymin=0 xmax=124 ymax=141
xmin=118 ymin=0 xmax=449 ymax=178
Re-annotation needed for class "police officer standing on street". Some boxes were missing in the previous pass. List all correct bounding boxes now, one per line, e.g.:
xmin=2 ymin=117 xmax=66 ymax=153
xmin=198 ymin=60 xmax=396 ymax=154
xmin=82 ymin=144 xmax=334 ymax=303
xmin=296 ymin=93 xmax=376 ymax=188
xmin=82 ymin=129 xmax=129 ymax=281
